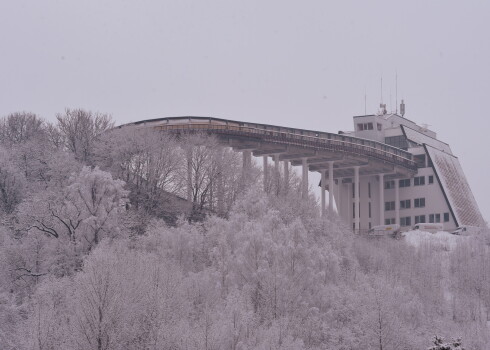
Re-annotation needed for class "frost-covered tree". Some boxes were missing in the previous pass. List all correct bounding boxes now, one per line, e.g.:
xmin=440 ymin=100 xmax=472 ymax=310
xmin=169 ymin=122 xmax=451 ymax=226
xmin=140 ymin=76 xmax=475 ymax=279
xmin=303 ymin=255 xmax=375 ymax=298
xmin=0 ymin=147 xmax=26 ymax=214
xmin=66 ymin=166 xmax=128 ymax=247
xmin=56 ymin=108 xmax=114 ymax=163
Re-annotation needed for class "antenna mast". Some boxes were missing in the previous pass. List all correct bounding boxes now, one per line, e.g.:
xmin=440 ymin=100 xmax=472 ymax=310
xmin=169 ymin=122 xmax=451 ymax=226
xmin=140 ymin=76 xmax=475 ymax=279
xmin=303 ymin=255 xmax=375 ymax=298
xmin=395 ymin=73 xmax=398 ymax=114
xmin=364 ymin=87 xmax=367 ymax=115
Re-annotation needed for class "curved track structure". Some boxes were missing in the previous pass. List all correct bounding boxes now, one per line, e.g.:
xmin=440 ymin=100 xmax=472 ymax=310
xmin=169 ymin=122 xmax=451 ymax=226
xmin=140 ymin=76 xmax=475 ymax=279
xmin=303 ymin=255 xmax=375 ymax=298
xmin=122 ymin=116 xmax=417 ymax=179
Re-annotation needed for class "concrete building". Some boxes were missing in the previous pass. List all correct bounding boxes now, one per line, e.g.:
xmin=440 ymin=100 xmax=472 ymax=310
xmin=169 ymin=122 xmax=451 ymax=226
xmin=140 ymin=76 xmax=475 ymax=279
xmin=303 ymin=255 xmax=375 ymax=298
xmin=337 ymin=102 xmax=483 ymax=231
xmin=124 ymin=105 xmax=483 ymax=232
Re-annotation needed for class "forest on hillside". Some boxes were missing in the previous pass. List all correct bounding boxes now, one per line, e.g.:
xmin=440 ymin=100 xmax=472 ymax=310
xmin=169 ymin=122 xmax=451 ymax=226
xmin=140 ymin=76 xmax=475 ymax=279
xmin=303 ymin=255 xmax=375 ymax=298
xmin=0 ymin=110 xmax=489 ymax=349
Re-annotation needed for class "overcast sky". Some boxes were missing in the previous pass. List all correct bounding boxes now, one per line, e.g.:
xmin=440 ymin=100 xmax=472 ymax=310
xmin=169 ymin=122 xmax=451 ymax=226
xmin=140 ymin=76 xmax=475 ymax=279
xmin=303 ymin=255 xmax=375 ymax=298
xmin=1 ymin=1 xmax=489 ymax=220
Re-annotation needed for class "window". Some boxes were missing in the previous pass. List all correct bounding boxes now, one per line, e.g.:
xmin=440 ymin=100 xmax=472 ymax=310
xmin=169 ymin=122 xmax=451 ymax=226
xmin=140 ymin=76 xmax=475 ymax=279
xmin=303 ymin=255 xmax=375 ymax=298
xmin=414 ymin=198 xmax=426 ymax=208
xmin=414 ymin=176 xmax=425 ymax=186
xmin=429 ymin=214 xmax=434 ymax=223
xmin=358 ymin=122 xmax=374 ymax=131
xmin=385 ymin=218 xmax=395 ymax=225
xmin=384 ymin=180 xmax=395 ymax=189
xmin=353 ymin=203 xmax=355 ymax=218
xmin=400 ymin=216 xmax=411 ymax=227
xmin=399 ymin=179 xmax=410 ymax=188
xmin=368 ymin=182 xmax=371 ymax=198
xmin=415 ymin=215 xmax=426 ymax=224
xmin=385 ymin=135 xmax=409 ymax=150
xmin=352 ymin=183 xmax=355 ymax=198
xmin=369 ymin=202 xmax=372 ymax=218
xmin=385 ymin=201 xmax=395 ymax=211
xmin=435 ymin=213 xmax=441 ymax=223
xmin=414 ymin=154 xmax=426 ymax=168
xmin=444 ymin=212 xmax=450 ymax=222
xmin=400 ymin=199 xmax=411 ymax=209
xmin=429 ymin=175 xmax=434 ymax=184
xmin=377 ymin=123 xmax=382 ymax=131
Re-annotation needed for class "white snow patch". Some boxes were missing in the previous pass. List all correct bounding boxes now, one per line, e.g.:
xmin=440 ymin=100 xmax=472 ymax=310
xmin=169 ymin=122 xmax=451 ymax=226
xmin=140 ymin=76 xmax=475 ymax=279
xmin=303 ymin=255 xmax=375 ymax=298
xmin=402 ymin=230 xmax=464 ymax=251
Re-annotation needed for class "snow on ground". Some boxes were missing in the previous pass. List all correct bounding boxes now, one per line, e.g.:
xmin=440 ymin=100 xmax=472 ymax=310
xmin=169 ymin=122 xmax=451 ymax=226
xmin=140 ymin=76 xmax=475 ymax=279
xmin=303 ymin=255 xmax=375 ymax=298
xmin=402 ymin=230 xmax=465 ymax=251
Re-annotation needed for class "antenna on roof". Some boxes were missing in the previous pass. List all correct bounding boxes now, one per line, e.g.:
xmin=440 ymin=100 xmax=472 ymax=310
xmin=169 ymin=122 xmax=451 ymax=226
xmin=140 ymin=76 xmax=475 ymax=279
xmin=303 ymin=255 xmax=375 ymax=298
xmin=380 ymin=76 xmax=383 ymax=104
xmin=395 ymin=73 xmax=398 ymax=114
xmin=364 ymin=87 xmax=367 ymax=115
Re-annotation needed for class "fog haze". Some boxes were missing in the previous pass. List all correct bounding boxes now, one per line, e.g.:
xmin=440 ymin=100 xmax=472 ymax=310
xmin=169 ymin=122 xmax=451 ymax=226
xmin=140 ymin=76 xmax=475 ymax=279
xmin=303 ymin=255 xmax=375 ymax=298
xmin=1 ymin=0 xmax=489 ymax=219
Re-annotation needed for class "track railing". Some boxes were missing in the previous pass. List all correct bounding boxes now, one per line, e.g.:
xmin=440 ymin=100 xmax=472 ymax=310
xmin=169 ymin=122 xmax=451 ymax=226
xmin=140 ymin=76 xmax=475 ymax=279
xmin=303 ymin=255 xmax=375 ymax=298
xmin=154 ymin=122 xmax=417 ymax=170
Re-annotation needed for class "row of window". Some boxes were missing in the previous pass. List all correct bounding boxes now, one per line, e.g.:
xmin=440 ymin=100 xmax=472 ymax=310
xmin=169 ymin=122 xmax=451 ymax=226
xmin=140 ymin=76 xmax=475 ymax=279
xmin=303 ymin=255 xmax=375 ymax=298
xmin=385 ymin=198 xmax=425 ymax=211
xmin=384 ymin=175 xmax=434 ymax=189
xmin=385 ymin=212 xmax=450 ymax=226
xmin=357 ymin=122 xmax=383 ymax=131
xmin=385 ymin=135 xmax=409 ymax=150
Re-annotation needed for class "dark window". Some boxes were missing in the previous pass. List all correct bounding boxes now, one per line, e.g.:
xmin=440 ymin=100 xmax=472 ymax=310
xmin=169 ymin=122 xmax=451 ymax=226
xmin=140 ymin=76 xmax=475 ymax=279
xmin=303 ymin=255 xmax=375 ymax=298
xmin=358 ymin=122 xmax=374 ymax=131
xmin=352 ymin=183 xmax=355 ymax=198
xmin=384 ymin=180 xmax=395 ymax=189
xmin=400 ymin=199 xmax=411 ymax=209
xmin=368 ymin=182 xmax=371 ymax=198
xmin=429 ymin=175 xmax=434 ymax=184
xmin=353 ymin=203 xmax=355 ymax=218
xmin=401 ymin=217 xmax=411 ymax=227
xmin=385 ymin=135 xmax=409 ymax=150
xmin=444 ymin=212 xmax=450 ymax=222
xmin=385 ymin=218 xmax=395 ymax=225
xmin=385 ymin=201 xmax=395 ymax=211
xmin=399 ymin=179 xmax=410 ymax=188
xmin=414 ymin=176 xmax=425 ymax=186
xmin=435 ymin=214 xmax=441 ymax=223
xmin=415 ymin=215 xmax=426 ymax=224
xmin=414 ymin=154 xmax=426 ymax=168
xmin=429 ymin=214 xmax=434 ymax=223
xmin=414 ymin=198 xmax=426 ymax=208
xmin=377 ymin=123 xmax=382 ymax=131
xmin=369 ymin=202 xmax=372 ymax=218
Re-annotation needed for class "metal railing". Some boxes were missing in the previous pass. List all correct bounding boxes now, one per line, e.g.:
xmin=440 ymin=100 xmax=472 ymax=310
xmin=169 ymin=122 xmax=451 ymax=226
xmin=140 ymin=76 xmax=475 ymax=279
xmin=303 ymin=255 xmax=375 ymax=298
xmin=153 ymin=122 xmax=417 ymax=170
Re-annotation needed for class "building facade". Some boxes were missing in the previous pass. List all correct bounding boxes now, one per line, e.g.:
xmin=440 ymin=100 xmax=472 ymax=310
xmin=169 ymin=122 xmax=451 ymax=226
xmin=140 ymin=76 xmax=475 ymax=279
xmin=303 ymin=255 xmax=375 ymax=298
xmin=334 ymin=105 xmax=483 ymax=231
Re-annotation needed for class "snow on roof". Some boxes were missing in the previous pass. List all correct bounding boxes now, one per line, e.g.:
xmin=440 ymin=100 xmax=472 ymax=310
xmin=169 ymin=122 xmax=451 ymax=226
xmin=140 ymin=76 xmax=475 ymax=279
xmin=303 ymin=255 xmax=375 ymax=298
xmin=425 ymin=145 xmax=484 ymax=227
xmin=402 ymin=125 xmax=452 ymax=154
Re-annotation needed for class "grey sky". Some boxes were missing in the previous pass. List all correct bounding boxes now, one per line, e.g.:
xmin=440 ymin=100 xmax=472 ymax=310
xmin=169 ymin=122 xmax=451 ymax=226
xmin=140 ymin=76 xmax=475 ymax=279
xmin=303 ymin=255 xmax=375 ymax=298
xmin=1 ymin=1 xmax=489 ymax=220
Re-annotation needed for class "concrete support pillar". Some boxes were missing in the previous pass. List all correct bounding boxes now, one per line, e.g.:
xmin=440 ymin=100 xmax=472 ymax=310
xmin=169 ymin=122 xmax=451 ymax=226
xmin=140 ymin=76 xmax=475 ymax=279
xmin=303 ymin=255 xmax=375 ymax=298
xmin=328 ymin=161 xmax=334 ymax=214
xmin=302 ymin=158 xmax=308 ymax=198
xmin=274 ymin=154 xmax=280 ymax=192
xmin=395 ymin=178 xmax=400 ymax=226
xmin=242 ymin=150 xmax=251 ymax=184
xmin=379 ymin=173 xmax=385 ymax=225
xmin=320 ymin=169 xmax=326 ymax=217
xmin=187 ymin=149 xmax=192 ymax=202
xmin=347 ymin=180 xmax=352 ymax=227
xmin=337 ymin=178 xmax=343 ymax=219
xmin=263 ymin=156 xmax=269 ymax=192
xmin=354 ymin=166 xmax=360 ymax=231
xmin=283 ymin=160 xmax=289 ymax=193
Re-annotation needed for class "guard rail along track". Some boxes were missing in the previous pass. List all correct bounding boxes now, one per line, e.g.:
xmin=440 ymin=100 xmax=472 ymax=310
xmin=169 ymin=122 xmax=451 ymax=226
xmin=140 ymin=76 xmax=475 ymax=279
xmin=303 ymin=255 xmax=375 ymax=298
xmin=138 ymin=118 xmax=417 ymax=170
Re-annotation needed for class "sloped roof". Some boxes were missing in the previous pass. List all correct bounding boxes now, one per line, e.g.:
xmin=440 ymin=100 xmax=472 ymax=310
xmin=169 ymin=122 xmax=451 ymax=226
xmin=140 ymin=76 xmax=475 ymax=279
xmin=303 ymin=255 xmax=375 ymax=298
xmin=425 ymin=145 xmax=483 ymax=227
xmin=402 ymin=125 xmax=452 ymax=154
